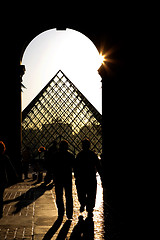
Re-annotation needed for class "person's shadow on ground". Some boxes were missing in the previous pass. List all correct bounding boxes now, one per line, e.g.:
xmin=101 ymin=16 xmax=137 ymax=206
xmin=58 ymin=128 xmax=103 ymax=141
xmin=69 ymin=215 xmax=94 ymax=240
xmin=3 ymin=182 xmax=54 ymax=214
xmin=43 ymin=215 xmax=94 ymax=240
xmin=42 ymin=216 xmax=71 ymax=240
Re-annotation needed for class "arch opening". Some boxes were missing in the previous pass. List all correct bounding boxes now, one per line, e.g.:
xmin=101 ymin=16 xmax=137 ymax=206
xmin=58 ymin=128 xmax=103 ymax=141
xmin=21 ymin=28 xmax=102 ymax=113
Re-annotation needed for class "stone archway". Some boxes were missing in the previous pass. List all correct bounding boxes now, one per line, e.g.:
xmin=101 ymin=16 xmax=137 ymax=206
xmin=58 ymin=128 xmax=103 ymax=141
xmin=21 ymin=27 xmax=103 ymax=113
xmin=21 ymin=27 xmax=103 ymax=158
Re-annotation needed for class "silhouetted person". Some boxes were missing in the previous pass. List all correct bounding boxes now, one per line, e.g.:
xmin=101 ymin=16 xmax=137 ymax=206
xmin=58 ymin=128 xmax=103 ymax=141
xmin=44 ymin=140 xmax=58 ymax=184
xmin=0 ymin=141 xmax=17 ymax=218
xmin=0 ymin=141 xmax=7 ymax=218
xmin=75 ymin=139 xmax=103 ymax=218
xmin=22 ymin=147 xmax=31 ymax=179
xmin=51 ymin=140 xmax=75 ymax=219
xmin=36 ymin=146 xmax=46 ymax=182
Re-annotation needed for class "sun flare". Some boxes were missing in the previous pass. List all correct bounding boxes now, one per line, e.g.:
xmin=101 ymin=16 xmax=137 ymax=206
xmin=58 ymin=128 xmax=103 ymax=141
xmin=99 ymin=54 xmax=106 ymax=65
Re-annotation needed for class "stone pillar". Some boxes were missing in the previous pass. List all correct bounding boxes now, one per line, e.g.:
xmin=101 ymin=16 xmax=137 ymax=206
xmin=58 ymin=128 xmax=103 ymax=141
xmin=16 ymin=65 xmax=26 ymax=179
xmin=98 ymin=64 xmax=108 ymax=186
xmin=9 ymin=65 xmax=26 ymax=182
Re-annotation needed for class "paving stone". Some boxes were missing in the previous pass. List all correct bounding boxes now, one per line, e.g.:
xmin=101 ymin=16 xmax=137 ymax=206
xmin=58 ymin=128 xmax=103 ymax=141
xmin=0 ymin=174 xmax=105 ymax=239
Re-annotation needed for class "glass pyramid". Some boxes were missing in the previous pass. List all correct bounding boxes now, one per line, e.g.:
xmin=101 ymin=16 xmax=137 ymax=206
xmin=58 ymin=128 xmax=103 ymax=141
xmin=22 ymin=70 xmax=102 ymax=157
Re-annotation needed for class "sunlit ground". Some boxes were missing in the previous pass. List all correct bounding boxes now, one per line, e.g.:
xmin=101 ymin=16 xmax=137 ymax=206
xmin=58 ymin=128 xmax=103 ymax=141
xmin=0 ymin=173 xmax=104 ymax=239
xmin=51 ymin=173 xmax=104 ymax=239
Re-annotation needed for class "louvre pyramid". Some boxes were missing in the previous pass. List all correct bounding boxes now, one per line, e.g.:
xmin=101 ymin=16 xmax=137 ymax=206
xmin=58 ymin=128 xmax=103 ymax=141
xmin=22 ymin=70 xmax=102 ymax=156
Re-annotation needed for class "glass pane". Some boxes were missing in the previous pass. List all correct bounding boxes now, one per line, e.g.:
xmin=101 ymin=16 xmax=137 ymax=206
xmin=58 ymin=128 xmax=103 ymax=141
xmin=22 ymin=70 xmax=102 ymax=156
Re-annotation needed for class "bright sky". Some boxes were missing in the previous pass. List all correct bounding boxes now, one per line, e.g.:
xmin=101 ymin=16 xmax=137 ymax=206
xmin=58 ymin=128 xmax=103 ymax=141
xmin=22 ymin=28 xmax=102 ymax=113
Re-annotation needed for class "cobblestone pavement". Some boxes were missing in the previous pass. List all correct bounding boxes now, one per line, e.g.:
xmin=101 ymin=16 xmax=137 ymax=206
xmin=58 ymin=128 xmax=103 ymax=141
xmin=0 ymin=173 xmax=104 ymax=239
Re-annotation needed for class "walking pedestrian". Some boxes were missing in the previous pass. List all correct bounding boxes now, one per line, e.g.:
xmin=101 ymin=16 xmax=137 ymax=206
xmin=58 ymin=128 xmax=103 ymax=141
xmin=75 ymin=138 xmax=103 ymax=218
xmin=51 ymin=140 xmax=75 ymax=219
xmin=44 ymin=141 xmax=58 ymax=184
xmin=0 ymin=141 xmax=9 ymax=218
xmin=22 ymin=147 xmax=31 ymax=179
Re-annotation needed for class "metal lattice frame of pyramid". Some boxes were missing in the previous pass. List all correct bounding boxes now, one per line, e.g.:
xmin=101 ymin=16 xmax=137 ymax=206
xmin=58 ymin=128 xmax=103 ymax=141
xmin=22 ymin=70 xmax=102 ymax=157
